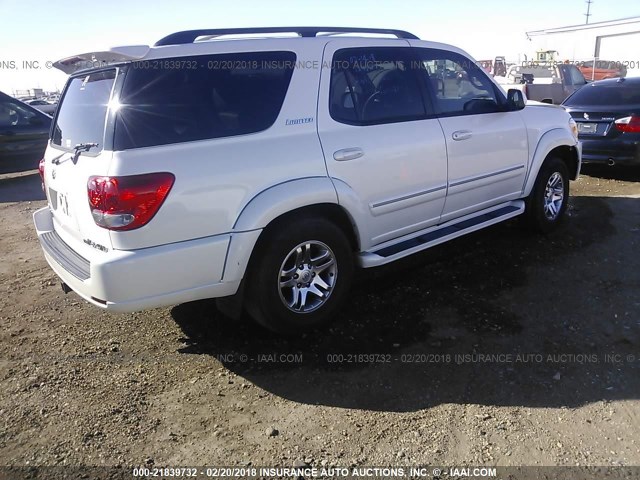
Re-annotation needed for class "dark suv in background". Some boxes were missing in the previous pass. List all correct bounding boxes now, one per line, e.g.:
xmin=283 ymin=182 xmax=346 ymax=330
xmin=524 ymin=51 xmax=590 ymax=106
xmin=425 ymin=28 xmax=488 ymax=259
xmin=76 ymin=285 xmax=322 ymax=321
xmin=0 ymin=91 xmax=51 ymax=174
xmin=562 ymin=77 xmax=640 ymax=167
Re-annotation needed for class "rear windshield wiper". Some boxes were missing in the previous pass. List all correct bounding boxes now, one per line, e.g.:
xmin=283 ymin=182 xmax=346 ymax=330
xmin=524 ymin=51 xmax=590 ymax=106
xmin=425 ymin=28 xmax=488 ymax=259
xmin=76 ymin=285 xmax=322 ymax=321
xmin=52 ymin=142 xmax=99 ymax=165
xmin=71 ymin=143 xmax=99 ymax=163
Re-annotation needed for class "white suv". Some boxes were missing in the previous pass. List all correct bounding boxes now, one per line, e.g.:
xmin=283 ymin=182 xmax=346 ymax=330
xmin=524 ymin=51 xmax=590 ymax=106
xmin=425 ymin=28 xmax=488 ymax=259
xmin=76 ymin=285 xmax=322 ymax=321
xmin=33 ymin=27 xmax=581 ymax=333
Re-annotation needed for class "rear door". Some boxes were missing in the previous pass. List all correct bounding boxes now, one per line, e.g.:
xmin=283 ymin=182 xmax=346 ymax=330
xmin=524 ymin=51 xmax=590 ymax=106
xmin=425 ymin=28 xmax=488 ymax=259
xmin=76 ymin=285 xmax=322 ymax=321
xmin=317 ymin=40 xmax=448 ymax=249
xmin=44 ymin=68 xmax=119 ymax=251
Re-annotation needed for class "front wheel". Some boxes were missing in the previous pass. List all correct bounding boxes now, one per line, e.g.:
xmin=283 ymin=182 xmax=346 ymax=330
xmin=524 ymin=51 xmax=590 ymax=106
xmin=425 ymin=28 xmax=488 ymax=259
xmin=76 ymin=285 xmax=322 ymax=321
xmin=245 ymin=217 xmax=354 ymax=334
xmin=522 ymin=156 xmax=570 ymax=233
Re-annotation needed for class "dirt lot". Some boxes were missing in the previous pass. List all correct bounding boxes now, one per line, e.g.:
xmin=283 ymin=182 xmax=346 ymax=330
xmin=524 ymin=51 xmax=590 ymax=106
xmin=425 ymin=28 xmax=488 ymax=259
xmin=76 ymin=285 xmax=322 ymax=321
xmin=0 ymin=166 xmax=639 ymax=478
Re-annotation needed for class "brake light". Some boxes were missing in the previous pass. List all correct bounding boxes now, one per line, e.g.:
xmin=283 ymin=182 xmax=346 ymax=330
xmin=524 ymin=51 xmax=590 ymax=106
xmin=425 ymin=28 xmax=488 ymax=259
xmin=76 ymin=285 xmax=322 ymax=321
xmin=38 ymin=158 xmax=45 ymax=192
xmin=87 ymin=173 xmax=174 ymax=231
xmin=614 ymin=115 xmax=640 ymax=133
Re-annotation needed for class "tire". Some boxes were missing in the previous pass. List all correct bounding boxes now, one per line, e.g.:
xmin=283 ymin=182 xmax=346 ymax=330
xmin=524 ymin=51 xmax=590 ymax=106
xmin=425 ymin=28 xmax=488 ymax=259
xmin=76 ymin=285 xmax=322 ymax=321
xmin=245 ymin=217 xmax=354 ymax=334
xmin=522 ymin=156 xmax=570 ymax=233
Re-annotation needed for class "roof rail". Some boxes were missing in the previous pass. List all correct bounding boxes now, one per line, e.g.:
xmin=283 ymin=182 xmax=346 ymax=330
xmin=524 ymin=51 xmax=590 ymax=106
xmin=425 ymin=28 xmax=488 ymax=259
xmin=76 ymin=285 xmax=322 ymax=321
xmin=154 ymin=27 xmax=419 ymax=46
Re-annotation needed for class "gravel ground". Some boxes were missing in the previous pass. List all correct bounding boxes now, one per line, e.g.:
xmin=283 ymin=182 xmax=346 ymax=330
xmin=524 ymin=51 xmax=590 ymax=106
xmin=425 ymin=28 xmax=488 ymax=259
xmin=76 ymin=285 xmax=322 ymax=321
xmin=0 ymin=165 xmax=639 ymax=479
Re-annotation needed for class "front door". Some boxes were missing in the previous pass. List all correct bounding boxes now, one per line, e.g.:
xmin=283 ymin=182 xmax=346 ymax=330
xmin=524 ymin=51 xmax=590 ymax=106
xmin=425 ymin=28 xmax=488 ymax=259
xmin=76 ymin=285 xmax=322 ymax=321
xmin=416 ymin=47 xmax=528 ymax=223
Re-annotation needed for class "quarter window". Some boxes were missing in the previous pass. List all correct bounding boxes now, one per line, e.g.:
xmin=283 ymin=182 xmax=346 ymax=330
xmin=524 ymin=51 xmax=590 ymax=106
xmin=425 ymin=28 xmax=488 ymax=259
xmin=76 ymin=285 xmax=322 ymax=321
xmin=114 ymin=51 xmax=296 ymax=150
xmin=329 ymin=47 xmax=428 ymax=125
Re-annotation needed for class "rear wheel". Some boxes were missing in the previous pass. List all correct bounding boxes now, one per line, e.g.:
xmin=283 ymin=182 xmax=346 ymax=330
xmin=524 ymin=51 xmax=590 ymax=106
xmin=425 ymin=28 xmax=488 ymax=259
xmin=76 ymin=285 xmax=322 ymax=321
xmin=523 ymin=156 xmax=569 ymax=233
xmin=245 ymin=217 xmax=354 ymax=334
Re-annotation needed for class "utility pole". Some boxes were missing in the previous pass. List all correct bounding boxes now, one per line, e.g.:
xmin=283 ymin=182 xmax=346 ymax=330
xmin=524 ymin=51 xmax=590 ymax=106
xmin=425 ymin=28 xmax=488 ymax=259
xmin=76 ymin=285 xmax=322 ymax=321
xmin=585 ymin=0 xmax=593 ymax=24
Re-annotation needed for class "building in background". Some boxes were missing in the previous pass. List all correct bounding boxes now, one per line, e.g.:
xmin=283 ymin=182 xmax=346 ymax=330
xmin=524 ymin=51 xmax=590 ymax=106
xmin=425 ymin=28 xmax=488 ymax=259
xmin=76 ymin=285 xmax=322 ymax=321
xmin=13 ymin=88 xmax=44 ymax=99
xmin=526 ymin=16 xmax=640 ymax=79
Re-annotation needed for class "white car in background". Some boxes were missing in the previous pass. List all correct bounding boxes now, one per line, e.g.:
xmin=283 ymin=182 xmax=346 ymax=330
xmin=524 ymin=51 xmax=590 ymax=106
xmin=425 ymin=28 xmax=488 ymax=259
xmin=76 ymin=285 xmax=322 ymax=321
xmin=25 ymin=99 xmax=57 ymax=115
xmin=33 ymin=27 xmax=581 ymax=334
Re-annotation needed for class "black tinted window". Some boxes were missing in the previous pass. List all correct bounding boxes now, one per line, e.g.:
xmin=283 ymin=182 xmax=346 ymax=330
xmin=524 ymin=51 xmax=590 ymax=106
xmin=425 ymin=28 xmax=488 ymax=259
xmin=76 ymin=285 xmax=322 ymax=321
xmin=114 ymin=51 xmax=296 ymax=150
xmin=52 ymin=69 xmax=116 ymax=151
xmin=0 ymin=97 xmax=37 ymax=127
xmin=564 ymin=82 xmax=640 ymax=106
xmin=417 ymin=49 xmax=503 ymax=116
xmin=329 ymin=47 xmax=427 ymax=125
xmin=559 ymin=65 xmax=586 ymax=86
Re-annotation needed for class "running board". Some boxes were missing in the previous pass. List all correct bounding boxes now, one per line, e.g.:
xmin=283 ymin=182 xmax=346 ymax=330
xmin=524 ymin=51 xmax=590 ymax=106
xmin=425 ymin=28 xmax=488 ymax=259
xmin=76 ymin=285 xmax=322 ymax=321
xmin=358 ymin=201 xmax=525 ymax=268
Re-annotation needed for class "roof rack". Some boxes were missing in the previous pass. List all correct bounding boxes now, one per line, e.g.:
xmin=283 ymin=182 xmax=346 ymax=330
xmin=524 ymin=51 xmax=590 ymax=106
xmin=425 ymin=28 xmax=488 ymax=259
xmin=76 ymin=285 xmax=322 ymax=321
xmin=154 ymin=27 xmax=419 ymax=46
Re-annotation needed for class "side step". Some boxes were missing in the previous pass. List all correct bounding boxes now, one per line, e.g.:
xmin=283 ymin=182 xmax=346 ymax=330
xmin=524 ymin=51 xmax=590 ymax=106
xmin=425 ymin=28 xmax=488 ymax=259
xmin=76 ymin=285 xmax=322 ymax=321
xmin=359 ymin=201 xmax=525 ymax=268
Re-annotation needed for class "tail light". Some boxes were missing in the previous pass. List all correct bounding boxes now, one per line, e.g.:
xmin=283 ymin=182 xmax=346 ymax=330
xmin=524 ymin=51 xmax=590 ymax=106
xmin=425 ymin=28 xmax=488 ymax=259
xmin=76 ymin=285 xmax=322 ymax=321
xmin=87 ymin=173 xmax=174 ymax=231
xmin=38 ymin=158 xmax=45 ymax=192
xmin=614 ymin=115 xmax=640 ymax=133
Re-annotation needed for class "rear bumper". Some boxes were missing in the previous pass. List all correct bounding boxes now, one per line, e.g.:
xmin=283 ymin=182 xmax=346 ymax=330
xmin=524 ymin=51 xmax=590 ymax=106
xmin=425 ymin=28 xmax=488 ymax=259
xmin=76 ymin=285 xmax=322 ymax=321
xmin=33 ymin=207 xmax=251 ymax=312
xmin=580 ymin=136 xmax=640 ymax=166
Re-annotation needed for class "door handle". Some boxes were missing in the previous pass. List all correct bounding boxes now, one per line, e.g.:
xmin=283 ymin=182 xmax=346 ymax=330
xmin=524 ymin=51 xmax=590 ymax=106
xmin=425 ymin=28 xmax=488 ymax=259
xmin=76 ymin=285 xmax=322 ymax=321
xmin=333 ymin=147 xmax=364 ymax=161
xmin=452 ymin=130 xmax=472 ymax=141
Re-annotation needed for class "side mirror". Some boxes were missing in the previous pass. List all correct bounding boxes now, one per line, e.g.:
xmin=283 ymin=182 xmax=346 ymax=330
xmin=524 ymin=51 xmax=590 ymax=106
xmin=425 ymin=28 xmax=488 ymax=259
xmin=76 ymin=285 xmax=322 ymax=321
xmin=506 ymin=89 xmax=526 ymax=111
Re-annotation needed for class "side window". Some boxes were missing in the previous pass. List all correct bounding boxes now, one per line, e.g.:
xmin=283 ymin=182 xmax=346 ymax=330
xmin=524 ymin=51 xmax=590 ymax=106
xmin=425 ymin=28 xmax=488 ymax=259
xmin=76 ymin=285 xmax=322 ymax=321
xmin=0 ymin=99 xmax=36 ymax=128
xmin=417 ymin=49 xmax=504 ymax=116
xmin=561 ymin=65 xmax=587 ymax=86
xmin=113 ymin=51 xmax=296 ymax=150
xmin=329 ymin=47 xmax=428 ymax=125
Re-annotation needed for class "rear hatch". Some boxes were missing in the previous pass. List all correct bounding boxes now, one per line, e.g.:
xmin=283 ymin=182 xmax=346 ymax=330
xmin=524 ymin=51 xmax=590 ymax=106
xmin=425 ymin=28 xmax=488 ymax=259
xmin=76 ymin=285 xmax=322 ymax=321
xmin=44 ymin=68 xmax=120 ymax=251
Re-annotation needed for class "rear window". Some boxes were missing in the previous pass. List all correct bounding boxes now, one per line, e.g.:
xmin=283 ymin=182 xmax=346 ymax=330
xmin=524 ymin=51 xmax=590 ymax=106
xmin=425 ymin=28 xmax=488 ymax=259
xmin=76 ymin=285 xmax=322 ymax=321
xmin=52 ymin=69 xmax=117 ymax=151
xmin=113 ymin=51 xmax=296 ymax=150
xmin=564 ymin=81 xmax=640 ymax=106
xmin=329 ymin=47 xmax=427 ymax=125
xmin=559 ymin=65 xmax=586 ymax=86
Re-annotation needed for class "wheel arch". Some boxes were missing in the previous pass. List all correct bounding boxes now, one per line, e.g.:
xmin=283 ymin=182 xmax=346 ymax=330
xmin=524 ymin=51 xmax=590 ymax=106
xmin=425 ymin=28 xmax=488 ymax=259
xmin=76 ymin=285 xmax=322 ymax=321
xmin=252 ymin=203 xmax=360 ymax=260
xmin=551 ymin=144 xmax=580 ymax=180
xmin=232 ymin=177 xmax=339 ymax=231
xmin=523 ymin=129 xmax=580 ymax=197
xmin=224 ymin=178 xmax=362 ymax=284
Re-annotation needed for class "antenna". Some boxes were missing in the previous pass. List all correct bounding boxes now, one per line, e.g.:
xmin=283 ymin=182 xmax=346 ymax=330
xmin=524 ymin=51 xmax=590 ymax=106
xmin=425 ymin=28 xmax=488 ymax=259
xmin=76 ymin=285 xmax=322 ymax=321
xmin=585 ymin=0 xmax=593 ymax=24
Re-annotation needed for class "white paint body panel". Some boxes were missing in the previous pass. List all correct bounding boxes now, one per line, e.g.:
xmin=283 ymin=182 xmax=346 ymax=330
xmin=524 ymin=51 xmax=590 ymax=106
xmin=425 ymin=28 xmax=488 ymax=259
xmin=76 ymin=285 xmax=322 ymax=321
xmin=437 ymin=112 xmax=528 ymax=222
xmin=34 ymin=34 xmax=581 ymax=312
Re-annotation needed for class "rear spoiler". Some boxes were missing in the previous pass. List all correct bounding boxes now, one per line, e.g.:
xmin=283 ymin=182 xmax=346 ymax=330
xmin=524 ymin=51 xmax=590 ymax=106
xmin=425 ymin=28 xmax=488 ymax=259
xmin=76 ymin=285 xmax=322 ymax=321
xmin=53 ymin=46 xmax=150 ymax=74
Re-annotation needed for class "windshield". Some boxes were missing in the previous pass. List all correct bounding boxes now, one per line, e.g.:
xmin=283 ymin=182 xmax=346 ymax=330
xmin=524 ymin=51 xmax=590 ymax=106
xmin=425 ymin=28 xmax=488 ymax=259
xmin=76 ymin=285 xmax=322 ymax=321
xmin=564 ymin=81 xmax=640 ymax=106
xmin=52 ymin=69 xmax=117 ymax=152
